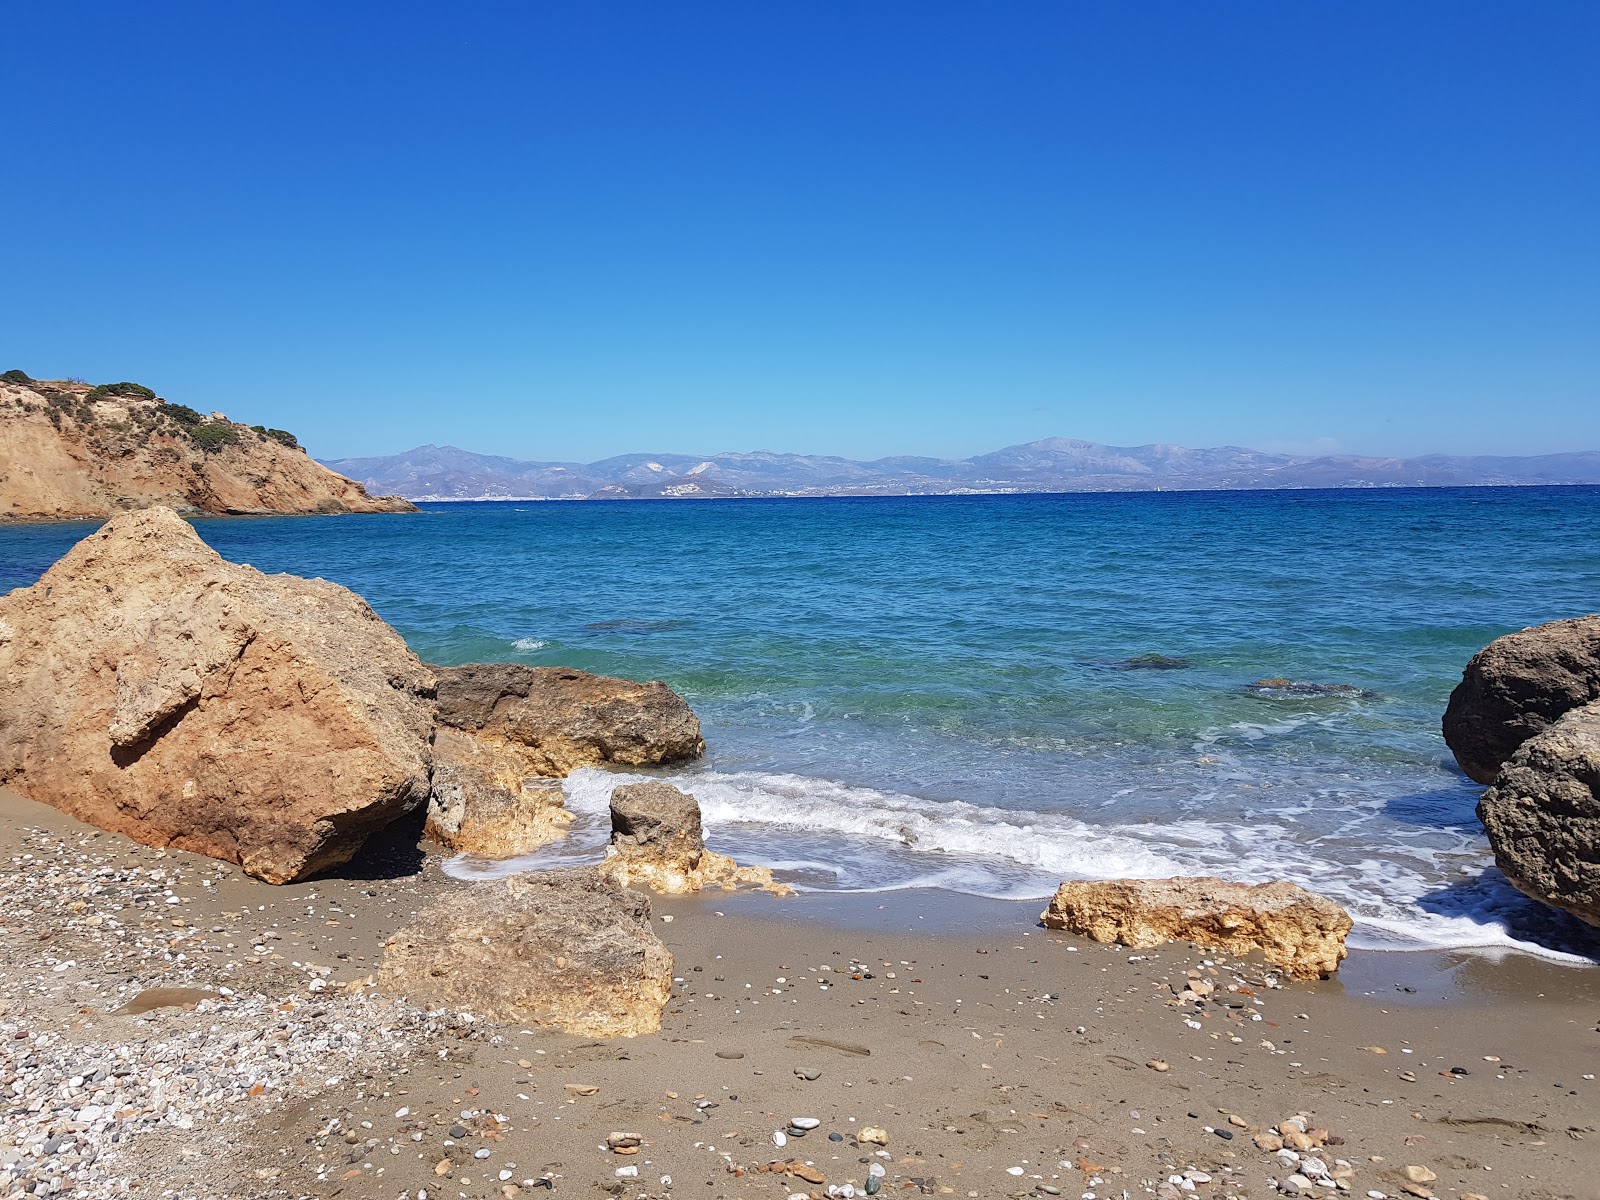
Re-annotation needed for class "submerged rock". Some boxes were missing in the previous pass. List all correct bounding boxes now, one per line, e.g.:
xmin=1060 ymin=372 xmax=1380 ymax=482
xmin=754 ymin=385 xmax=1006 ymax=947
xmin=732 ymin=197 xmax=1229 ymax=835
xmin=1040 ymin=876 xmax=1352 ymax=979
xmin=1119 ymin=654 xmax=1193 ymax=670
xmin=0 ymin=507 xmax=434 ymax=882
xmin=600 ymin=781 xmax=790 ymax=894
xmin=435 ymin=662 xmax=705 ymax=776
xmin=378 ymin=867 xmax=675 ymax=1037
xmin=1476 ymin=698 xmax=1600 ymax=928
xmin=1443 ymin=614 xmax=1600 ymax=785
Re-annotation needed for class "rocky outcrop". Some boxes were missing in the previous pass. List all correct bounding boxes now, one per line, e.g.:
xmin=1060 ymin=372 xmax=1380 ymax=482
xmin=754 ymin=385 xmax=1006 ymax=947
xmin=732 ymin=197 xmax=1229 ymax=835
xmin=435 ymin=663 xmax=704 ymax=776
xmin=0 ymin=376 xmax=415 ymax=520
xmin=1041 ymin=877 xmax=1352 ymax=979
xmin=0 ymin=507 xmax=435 ymax=882
xmin=1476 ymin=700 xmax=1600 ymax=928
xmin=600 ymin=781 xmax=789 ymax=894
xmin=1443 ymin=615 xmax=1600 ymax=784
xmin=378 ymin=868 xmax=674 ymax=1037
xmin=424 ymin=727 xmax=570 ymax=858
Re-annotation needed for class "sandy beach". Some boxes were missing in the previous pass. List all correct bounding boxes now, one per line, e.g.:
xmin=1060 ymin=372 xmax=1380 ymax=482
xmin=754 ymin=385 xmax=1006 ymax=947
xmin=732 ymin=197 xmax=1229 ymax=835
xmin=2 ymin=787 xmax=1595 ymax=1200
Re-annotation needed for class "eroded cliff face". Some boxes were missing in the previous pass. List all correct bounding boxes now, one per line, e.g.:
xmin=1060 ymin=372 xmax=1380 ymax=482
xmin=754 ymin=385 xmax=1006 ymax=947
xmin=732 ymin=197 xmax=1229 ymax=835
xmin=0 ymin=377 xmax=415 ymax=520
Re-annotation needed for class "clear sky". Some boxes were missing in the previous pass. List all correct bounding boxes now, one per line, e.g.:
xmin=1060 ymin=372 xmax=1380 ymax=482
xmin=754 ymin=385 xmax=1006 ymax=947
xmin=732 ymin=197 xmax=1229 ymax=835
xmin=3 ymin=2 xmax=1596 ymax=463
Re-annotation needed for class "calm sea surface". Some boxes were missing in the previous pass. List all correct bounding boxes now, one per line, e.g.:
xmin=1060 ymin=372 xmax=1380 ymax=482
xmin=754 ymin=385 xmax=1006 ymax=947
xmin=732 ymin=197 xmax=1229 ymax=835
xmin=6 ymin=488 xmax=1600 ymax=961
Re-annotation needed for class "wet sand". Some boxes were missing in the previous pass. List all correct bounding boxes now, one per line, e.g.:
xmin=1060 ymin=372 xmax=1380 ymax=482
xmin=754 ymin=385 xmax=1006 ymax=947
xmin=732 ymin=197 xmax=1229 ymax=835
xmin=2 ymin=788 xmax=1596 ymax=1200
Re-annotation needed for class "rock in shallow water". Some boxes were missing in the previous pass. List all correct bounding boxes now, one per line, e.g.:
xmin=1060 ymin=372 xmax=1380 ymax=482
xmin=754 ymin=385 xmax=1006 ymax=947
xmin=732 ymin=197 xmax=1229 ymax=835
xmin=1040 ymin=876 xmax=1352 ymax=979
xmin=0 ymin=506 xmax=434 ymax=883
xmin=377 ymin=867 xmax=674 ymax=1037
xmin=599 ymin=781 xmax=790 ymax=894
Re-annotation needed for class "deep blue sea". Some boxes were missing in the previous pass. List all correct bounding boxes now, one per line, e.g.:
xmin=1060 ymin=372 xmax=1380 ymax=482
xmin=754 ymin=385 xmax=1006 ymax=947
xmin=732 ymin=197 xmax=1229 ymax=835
xmin=6 ymin=488 xmax=1600 ymax=961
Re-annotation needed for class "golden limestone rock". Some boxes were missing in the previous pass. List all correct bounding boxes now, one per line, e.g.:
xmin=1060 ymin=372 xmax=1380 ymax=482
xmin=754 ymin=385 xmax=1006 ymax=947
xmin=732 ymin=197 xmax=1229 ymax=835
xmin=379 ymin=868 xmax=674 ymax=1037
xmin=423 ymin=664 xmax=705 ymax=859
xmin=1041 ymin=876 xmax=1352 ymax=979
xmin=599 ymin=780 xmax=791 ymax=895
xmin=424 ymin=726 xmax=572 ymax=858
xmin=0 ymin=507 xmax=433 ymax=882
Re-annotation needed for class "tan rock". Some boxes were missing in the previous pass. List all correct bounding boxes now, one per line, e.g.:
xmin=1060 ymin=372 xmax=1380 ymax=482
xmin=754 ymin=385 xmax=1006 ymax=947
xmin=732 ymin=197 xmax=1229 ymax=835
xmin=599 ymin=781 xmax=791 ymax=895
xmin=435 ymin=663 xmax=704 ymax=777
xmin=378 ymin=867 xmax=674 ymax=1037
xmin=1404 ymin=1165 xmax=1436 ymax=1184
xmin=425 ymin=726 xmax=571 ymax=858
xmin=0 ymin=377 xmax=414 ymax=520
xmin=1040 ymin=876 xmax=1352 ymax=979
xmin=0 ymin=508 xmax=433 ymax=882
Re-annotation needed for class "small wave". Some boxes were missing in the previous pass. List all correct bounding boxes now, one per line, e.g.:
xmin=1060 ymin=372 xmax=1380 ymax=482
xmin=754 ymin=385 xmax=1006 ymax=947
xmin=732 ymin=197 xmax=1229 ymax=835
xmin=511 ymin=637 xmax=548 ymax=652
xmin=553 ymin=766 xmax=1600 ymax=964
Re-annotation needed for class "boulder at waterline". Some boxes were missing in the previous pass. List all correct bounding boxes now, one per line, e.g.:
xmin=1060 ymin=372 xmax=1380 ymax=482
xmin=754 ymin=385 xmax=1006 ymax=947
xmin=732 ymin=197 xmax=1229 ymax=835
xmin=0 ymin=507 xmax=434 ymax=883
xmin=1040 ymin=876 xmax=1352 ymax=979
xmin=600 ymin=780 xmax=790 ymax=894
xmin=424 ymin=726 xmax=571 ymax=858
xmin=378 ymin=867 xmax=675 ymax=1037
xmin=434 ymin=662 xmax=705 ymax=776
xmin=1476 ymin=698 xmax=1600 ymax=928
xmin=1443 ymin=614 xmax=1600 ymax=785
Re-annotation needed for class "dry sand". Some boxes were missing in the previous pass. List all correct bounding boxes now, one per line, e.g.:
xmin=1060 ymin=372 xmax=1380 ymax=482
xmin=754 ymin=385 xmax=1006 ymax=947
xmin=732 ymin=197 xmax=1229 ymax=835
xmin=2 ymin=787 xmax=1596 ymax=1200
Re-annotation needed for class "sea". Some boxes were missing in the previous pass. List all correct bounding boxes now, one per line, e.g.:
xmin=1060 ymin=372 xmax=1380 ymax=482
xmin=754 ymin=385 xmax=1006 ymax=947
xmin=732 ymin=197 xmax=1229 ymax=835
xmin=5 ymin=487 xmax=1599 ymax=964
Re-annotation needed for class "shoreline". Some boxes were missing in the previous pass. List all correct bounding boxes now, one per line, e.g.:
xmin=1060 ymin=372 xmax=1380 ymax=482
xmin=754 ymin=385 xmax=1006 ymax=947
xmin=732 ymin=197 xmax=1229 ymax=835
xmin=4 ymin=786 xmax=1597 ymax=1200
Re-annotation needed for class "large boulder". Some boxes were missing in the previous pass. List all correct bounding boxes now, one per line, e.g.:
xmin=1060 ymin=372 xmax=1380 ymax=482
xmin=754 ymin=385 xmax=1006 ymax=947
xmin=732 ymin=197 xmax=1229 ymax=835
xmin=378 ymin=868 xmax=674 ymax=1037
xmin=1041 ymin=877 xmax=1352 ymax=979
xmin=0 ymin=507 xmax=434 ymax=882
xmin=1443 ymin=615 xmax=1600 ymax=785
xmin=601 ymin=781 xmax=789 ymax=894
xmin=1476 ymin=699 xmax=1600 ymax=928
xmin=435 ymin=663 xmax=704 ymax=776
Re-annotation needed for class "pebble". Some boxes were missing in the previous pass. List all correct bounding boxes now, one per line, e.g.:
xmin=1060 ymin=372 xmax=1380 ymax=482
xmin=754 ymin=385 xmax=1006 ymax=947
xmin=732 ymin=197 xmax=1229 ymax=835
xmin=772 ymin=1130 xmax=788 ymax=1148
xmin=791 ymin=1117 xmax=821 ymax=1129
xmin=795 ymin=1067 xmax=822 ymax=1080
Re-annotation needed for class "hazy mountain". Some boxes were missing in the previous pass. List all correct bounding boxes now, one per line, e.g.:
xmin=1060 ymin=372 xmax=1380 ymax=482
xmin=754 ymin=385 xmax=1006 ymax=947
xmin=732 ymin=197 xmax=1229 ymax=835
xmin=321 ymin=438 xmax=1600 ymax=501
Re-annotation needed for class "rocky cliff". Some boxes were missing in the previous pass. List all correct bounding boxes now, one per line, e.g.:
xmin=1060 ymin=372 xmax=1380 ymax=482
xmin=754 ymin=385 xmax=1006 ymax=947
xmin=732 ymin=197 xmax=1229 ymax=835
xmin=0 ymin=373 xmax=415 ymax=520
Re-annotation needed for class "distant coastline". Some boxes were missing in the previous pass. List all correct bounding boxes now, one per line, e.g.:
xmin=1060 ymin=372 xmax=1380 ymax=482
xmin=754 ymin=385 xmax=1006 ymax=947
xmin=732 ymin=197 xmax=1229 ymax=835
xmin=396 ymin=480 xmax=1600 ymax=504
xmin=326 ymin=436 xmax=1600 ymax=503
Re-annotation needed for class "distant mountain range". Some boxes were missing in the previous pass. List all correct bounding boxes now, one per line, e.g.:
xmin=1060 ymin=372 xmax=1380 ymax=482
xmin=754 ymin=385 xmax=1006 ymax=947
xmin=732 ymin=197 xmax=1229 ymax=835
xmin=321 ymin=438 xmax=1600 ymax=501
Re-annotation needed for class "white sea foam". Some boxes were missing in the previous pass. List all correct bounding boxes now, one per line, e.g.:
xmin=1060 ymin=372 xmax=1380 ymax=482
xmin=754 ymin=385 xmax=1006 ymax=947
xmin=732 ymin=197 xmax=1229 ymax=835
xmin=446 ymin=765 xmax=1598 ymax=965
xmin=511 ymin=637 xmax=547 ymax=651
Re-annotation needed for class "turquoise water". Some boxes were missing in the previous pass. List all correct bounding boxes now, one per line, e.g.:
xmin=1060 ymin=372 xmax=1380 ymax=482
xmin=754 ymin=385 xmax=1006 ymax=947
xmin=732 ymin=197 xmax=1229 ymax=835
xmin=6 ymin=488 xmax=1600 ymax=960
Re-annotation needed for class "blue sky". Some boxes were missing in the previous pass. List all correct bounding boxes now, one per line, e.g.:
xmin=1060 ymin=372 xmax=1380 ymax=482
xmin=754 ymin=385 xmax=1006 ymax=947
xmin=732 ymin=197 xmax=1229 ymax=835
xmin=3 ymin=2 xmax=1596 ymax=462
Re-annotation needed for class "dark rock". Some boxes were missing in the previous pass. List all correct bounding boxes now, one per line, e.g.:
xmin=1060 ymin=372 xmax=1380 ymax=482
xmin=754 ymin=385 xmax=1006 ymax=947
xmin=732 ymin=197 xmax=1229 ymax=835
xmin=1476 ymin=698 xmax=1600 ymax=927
xmin=1444 ymin=615 xmax=1600 ymax=784
xmin=434 ymin=663 xmax=704 ymax=776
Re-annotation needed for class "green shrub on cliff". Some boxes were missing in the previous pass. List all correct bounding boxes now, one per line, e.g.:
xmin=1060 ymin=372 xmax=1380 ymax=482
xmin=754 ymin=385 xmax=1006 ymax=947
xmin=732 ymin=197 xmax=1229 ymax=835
xmin=191 ymin=421 xmax=239 ymax=452
xmin=161 ymin=403 xmax=205 ymax=426
xmin=1 ymin=369 xmax=32 ymax=384
xmin=263 ymin=427 xmax=300 ymax=450
xmin=86 ymin=381 xmax=157 ymax=402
